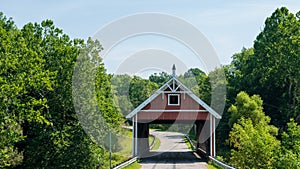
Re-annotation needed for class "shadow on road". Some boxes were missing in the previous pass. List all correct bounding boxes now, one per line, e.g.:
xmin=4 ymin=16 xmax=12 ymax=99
xmin=140 ymin=151 xmax=207 ymax=164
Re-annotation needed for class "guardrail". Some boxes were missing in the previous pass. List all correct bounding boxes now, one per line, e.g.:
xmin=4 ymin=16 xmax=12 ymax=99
xmin=185 ymin=135 xmax=235 ymax=169
xmin=185 ymin=135 xmax=207 ymax=159
xmin=185 ymin=134 xmax=196 ymax=150
xmin=113 ymin=157 xmax=138 ymax=169
xmin=149 ymin=134 xmax=156 ymax=150
xmin=113 ymin=128 xmax=156 ymax=169
xmin=208 ymin=156 xmax=236 ymax=169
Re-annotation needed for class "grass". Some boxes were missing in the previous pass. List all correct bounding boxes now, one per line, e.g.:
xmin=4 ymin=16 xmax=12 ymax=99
xmin=149 ymin=135 xmax=154 ymax=147
xmin=151 ymin=136 xmax=161 ymax=150
xmin=123 ymin=161 xmax=141 ymax=169
xmin=207 ymin=161 xmax=224 ymax=169
xmin=111 ymin=129 xmax=133 ymax=167
xmin=183 ymin=137 xmax=194 ymax=150
xmin=207 ymin=163 xmax=218 ymax=169
xmin=111 ymin=128 xmax=161 ymax=168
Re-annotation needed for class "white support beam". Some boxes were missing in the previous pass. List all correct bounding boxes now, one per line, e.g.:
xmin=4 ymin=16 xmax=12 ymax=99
xmin=135 ymin=114 xmax=138 ymax=157
xmin=210 ymin=114 xmax=212 ymax=156
xmin=132 ymin=117 xmax=135 ymax=157
xmin=213 ymin=116 xmax=216 ymax=157
xmin=159 ymin=91 xmax=192 ymax=94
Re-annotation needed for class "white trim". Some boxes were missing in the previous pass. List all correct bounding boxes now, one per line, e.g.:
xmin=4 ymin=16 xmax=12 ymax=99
xmin=132 ymin=117 xmax=135 ymax=157
xmin=172 ymin=78 xmax=175 ymax=91
xmin=168 ymin=94 xmax=180 ymax=106
xmin=174 ymin=77 xmax=222 ymax=119
xmin=210 ymin=114 xmax=212 ymax=156
xmin=140 ymin=109 xmax=208 ymax=112
xmin=161 ymin=91 xmax=191 ymax=94
xmin=135 ymin=115 xmax=138 ymax=156
xmin=213 ymin=117 xmax=216 ymax=157
xmin=126 ymin=76 xmax=222 ymax=119
xmin=174 ymin=84 xmax=181 ymax=91
xmin=126 ymin=78 xmax=173 ymax=119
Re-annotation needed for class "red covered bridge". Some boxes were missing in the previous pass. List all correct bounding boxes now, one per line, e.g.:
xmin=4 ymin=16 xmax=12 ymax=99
xmin=126 ymin=65 xmax=221 ymax=158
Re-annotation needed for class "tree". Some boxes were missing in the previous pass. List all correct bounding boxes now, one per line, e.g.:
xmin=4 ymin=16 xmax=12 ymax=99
xmin=226 ymin=48 xmax=254 ymax=105
xmin=229 ymin=7 xmax=300 ymax=128
xmin=149 ymin=72 xmax=170 ymax=87
xmin=129 ymin=76 xmax=158 ymax=108
xmin=0 ymin=13 xmax=53 ymax=168
xmin=228 ymin=91 xmax=268 ymax=128
xmin=252 ymin=7 xmax=300 ymax=126
xmin=228 ymin=92 xmax=280 ymax=168
xmin=276 ymin=119 xmax=300 ymax=168
xmin=229 ymin=117 xmax=280 ymax=169
xmin=111 ymin=74 xmax=134 ymax=117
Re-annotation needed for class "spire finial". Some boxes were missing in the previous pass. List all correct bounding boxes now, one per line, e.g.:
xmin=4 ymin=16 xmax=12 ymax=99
xmin=172 ymin=64 xmax=176 ymax=77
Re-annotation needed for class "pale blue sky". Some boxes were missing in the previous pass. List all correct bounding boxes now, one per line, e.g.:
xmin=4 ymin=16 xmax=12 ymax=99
xmin=1 ymin=0 xmax=299 ymax=75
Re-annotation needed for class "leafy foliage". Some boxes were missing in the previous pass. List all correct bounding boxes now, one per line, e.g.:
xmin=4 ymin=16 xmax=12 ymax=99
xmin=0 ymin=12 xmax=123 ymax=168
xmin=111 ymin=74 xmax=134 ymax=117
xmin=228 ymin=7 xmax=300 ymax=128
xmin=129 ymin=76 xmax=158 ymax=108
xmin=229 ymin=117 xmax=280 ymax=169
xmin=228 ymin=91 xmax=267 ymax=128
xmin=149 ymin=72 xmax=170 ymax=87
xmin=228 ymin=92 xmax=280 ymax=169
xmin=0 ymin=13 xmax=53 ymax=168
xmin=276 ymin=119 xmax=300 ymax=168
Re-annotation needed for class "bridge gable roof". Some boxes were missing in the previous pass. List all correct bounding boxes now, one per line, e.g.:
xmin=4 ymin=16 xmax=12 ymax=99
xmin=126 ymin=76 xmax=221 ymax=119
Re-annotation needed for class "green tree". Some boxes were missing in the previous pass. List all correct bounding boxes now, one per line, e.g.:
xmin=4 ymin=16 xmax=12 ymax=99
xmin=0 ymin=13 xmax=53 ymax=168
xmin=111 ymin=74 xmax=134 ymax=117
xmin=149 ymin=72 xmax=170 ymax=87
xmin=228 ymin=91 xmax=268 ymax=128
xmin=0 ymin=12 xmax=125 ymax=168
xmin=252 ymin=7 xmax=300 ymax=126
xmin=228 ymin=7 xmax=300 ymax=128
xmin=228 ymin=92 xmax=279 ymax=168
xmin=276 ymin=119 xmax=300 ymax=168
xmin=19 ymin=21 xmax=106 ymax=169
xmin=129 ymin=76 xmax=158 ymax=108
xmin=229 ymin=117 xmax=280 ymax=169
xmin=226 ymin=48 xmax=254 ymax=104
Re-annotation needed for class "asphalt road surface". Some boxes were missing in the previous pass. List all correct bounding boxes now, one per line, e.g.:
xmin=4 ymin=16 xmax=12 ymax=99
xmin=140 ymin=130 xmax=208 ymax=169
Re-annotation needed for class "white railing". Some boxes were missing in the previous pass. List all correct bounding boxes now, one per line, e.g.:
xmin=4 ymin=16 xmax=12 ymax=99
xmin=113 ymin=157 xmax=138 ymax=169
xmin=185 ymin=135 xmax=236 ymax=169
xmin=209 ymin=156 xmax=236 ymax=169
xmin=149 ymin=134 xmax=156 ymax=150
xmin=113 ymin=129 xmax=156 ymax=169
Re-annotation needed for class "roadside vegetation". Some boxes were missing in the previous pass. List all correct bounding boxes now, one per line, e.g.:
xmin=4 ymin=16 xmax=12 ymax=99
xmin=123 ymin=161 xmax=141 ymax=169
xmin=0 ymin=6 xmax=299 ymax=169
xmin=183 ymin=137 xmax=195 ymax=151
xmin=151 ymin=136 xmax=161 ymax=150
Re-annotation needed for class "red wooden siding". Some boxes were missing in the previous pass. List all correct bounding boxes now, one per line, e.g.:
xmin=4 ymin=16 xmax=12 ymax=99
xmin=138 ymin=92 xmax=209 ymax=121
xmin=137 ymin=111 xmax=209 ymax=121
xmin=142 ymin=93 xmax=205 ymax=111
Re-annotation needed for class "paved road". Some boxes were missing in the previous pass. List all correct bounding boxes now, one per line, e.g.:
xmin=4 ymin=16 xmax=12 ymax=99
xmin=140 ymin=130 xmax=208 ymax=169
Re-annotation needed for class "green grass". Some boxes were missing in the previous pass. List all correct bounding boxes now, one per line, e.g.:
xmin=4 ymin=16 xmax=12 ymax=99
xmin=207 ymin=163 xmax=218 ymax=169
xmin=149 ymin=135 xmax=154 ymax=147
xmin=111 ymin=128 xmax=161 ymax=167
xmin=111 ymin=129 xmax=133 ymax=166
xmin=123 ymin=161 xmax=141 ymax=169
xmin=183 ymin=137 xmax=194 ymax=150
xmin=207 ymin=161 xmax=224 ymax=169
xmin=151 ymin=136 xmax=161 ymax=150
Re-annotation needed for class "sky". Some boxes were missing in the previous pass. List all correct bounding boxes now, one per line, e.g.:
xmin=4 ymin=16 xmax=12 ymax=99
xmin=1 ymin=0 xmax=299 ymax=76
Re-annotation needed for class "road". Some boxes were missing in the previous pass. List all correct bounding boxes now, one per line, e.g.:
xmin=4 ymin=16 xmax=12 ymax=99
xmin=140 ymin=130 xmax=208 ymax=169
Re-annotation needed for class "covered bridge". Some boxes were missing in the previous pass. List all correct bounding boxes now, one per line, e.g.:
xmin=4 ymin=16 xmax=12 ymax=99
xmin=126 ymin=65 xmax=221 ymax=157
